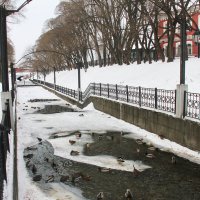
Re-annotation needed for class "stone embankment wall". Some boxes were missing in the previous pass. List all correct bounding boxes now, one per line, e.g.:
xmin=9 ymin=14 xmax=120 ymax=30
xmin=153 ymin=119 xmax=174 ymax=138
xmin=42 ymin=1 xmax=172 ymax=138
xmin=43 ymin=85 xmax=200 ymax=151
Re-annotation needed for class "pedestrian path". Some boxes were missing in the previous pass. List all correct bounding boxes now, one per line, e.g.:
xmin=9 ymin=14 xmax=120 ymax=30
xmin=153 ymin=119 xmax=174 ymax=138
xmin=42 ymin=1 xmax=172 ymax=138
xmin=16 ymin=80 xmax=37 ymax=87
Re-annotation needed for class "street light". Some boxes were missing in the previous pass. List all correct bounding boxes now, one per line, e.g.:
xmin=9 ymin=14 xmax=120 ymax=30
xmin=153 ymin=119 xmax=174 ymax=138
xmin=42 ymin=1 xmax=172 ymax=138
xmin=12 ymin=49 xmax=84 ymax=101
xmin=76 ymin=62 xmax=82 ymax=101
xmin=193 ymin=30 xmax=200 ymax=58
xmin=180 ymin=18 xmax=187 ymax=85
xmin=175 ymin=16 xmax=188 ymax=118
xmin=0 ymin=0 xmax=33 ymax=92
xmin=12 ymin=49 xmax=65 ymax=89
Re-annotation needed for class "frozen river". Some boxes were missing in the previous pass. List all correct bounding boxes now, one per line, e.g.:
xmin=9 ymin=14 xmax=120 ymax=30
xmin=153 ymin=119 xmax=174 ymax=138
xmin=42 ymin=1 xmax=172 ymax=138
xmin=16 ymin=85 xmax=200 ymax=200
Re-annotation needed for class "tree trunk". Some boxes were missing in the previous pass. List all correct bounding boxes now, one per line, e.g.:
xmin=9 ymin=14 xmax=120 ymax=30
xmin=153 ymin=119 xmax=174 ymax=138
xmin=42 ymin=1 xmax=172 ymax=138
xmin=167 ymin=32 xmax=175 ymax=62
xmin=136 ymin=41 xmax=141 ymax=64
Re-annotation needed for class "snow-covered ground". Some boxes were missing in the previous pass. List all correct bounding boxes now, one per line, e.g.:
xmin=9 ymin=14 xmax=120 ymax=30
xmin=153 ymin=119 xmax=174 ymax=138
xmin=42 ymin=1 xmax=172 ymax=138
xmin=42 ymin=58 xmax=200 ymax=93
xmin=9 ymin=84 xmax=200 ymax=200
xmin=16 ymin=86 xmax=151 ymax=199
xmin=2 ymin=58 xmax=200 ymax=199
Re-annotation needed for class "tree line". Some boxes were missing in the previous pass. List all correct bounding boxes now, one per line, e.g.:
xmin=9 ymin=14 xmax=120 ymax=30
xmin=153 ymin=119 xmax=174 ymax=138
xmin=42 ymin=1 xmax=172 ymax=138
xmin=22 ymin=0 xmax=200 ymax=75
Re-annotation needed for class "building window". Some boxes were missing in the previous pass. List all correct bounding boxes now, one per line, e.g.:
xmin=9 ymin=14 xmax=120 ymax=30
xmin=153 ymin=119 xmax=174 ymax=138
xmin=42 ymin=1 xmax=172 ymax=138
xmin=163 ymin=44 xmax=168 ymax=56
xmin=175 ymin=23 xmax=180 ymax=33
xmin=186 ymin=20 xmax=193 ymax=32
xmin=176 ymin=44 xmax=192 ymax=56
xmin=165 ymin=48 xmax=167 ymax=56
xmin=198 ymin=15 xmax=200 ymax=29
xmin=177 ymin=45 xmax=181 ymax=57
xmin=163 ymin=21 xmax=167 ymax=33
xmin=187 ymin=44 xmax=192 ymax=56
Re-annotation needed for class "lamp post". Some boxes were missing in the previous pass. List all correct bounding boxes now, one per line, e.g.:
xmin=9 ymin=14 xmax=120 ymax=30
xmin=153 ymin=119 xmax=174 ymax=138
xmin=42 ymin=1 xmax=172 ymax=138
xmin=180 ymin=18 xmax=187 ymax=85
xmin=76 ymin=62 xmax=82 ymax=101
xmin=0 ymin=1 xmax=33 ymax=92
xmin=13 ymin=49 xmax=66 ymax=90
xmin=10 ymin=62 xmax=16 ymax=102
xmin=53 ymin=67 xmax=56 ymax=90
xmin=12 ymin=48 xmax=84 ymax=101
xmin=36 ymin=70 xmax=38 ymax=79
xmin=174 ymin=16 xmax=188 ymax=118
xmin=0 ymin=6 xmax=10 ymax=92
xmin=193 ymin=30 xmax=200 ymax=58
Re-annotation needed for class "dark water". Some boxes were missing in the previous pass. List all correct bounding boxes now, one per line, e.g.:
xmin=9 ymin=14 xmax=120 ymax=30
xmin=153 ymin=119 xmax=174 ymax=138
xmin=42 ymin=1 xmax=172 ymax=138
xmin=36 ymin=105 xmax=76 ymax=114
xmin=24 ymin=132 xmax=200 ymax=200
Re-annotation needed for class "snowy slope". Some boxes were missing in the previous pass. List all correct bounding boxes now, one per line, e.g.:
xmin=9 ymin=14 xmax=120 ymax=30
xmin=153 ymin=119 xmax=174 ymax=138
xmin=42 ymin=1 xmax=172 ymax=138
xmin=43 ymin=58 xmax=200 ymax=93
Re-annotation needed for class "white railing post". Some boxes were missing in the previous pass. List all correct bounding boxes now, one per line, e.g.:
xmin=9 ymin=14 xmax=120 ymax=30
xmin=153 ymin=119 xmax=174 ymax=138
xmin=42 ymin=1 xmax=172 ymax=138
xmin=1 ymin=91 xmax=14 ymax=130
xmin=176 ymin=84 xmax=188 ymax=118
xmin=77 ymin=88 xmax=81 ymax=102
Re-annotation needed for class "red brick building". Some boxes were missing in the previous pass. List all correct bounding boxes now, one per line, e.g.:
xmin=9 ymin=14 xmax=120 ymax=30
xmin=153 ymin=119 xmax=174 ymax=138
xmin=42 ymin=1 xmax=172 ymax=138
xmin=158 ymin=11 xmax=200 ymax=57
xmin=15 ymin=67 xmax=33 ymax=73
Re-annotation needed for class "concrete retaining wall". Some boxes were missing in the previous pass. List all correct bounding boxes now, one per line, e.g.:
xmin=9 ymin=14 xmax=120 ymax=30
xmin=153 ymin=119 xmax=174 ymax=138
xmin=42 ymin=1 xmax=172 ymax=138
xmin=42 ymin=85 xmax=200 ymax=151
xmin=90 ymin=96 xmax=200 ymax=151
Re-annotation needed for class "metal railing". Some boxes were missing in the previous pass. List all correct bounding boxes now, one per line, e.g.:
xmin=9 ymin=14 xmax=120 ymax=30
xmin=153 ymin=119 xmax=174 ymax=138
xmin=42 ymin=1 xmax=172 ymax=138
xmin=0 ymin=100 xmax=11 ymax=199
xmin=82 ymin=83 xmax=94 ymax=101
xmin=33 ymin=79 xmax=200 ymax=120
xmin=185 ymin=92 xmax=200 ymax=119
xmin=34 ymin=80 xmax=78 ymax=99
xmin=157 ymin=89 xmax=176 ymax=113
xmin=90 ymin=83 xmax=176 ymax=114
xmin=33 ymin=79 xmax=177 ymax=115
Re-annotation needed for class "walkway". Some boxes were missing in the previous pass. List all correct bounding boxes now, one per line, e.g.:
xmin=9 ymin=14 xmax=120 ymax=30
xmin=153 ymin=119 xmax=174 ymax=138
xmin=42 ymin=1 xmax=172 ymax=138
xmin=16 ymin=79 xmax=37 ymax=87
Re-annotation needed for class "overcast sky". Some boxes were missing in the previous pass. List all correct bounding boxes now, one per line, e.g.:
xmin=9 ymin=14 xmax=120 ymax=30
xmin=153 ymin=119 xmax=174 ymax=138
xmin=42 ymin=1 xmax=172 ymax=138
xmin=9 ymin=0 xmax=61 ymax=63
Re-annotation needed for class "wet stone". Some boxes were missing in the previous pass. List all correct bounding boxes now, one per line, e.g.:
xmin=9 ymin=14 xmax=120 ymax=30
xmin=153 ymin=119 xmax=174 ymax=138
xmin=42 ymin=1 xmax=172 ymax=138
xmin=60 ymin=175 xmax=70 ymax=182
xmin=49 ymin=130 xmax=81 ymax=139
xmin=33 ymin=120 xmax=45 ymax=122
xmin=23 ymin=154 xmax=33 ymax=159
xmin=26 ymin=146 xmax=37 ymax=151
xmin=35 ymin=105 xmax=77 ymax=114
xmin=28 ymin=99 xmax=60 ymax=103
xmin=45 ymin=127 xmax=54 ymax=130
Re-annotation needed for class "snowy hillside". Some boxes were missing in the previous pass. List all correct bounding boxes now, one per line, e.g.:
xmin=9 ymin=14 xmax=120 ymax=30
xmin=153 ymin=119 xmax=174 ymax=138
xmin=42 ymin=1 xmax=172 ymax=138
xmin=40 ymin=58 xmax=200 ymax=93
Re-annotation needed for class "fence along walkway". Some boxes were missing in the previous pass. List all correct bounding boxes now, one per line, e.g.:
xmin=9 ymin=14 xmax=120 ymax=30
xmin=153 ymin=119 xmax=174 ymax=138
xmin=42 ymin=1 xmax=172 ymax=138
xmin=32 ymin=79 xmax=200 ymax=121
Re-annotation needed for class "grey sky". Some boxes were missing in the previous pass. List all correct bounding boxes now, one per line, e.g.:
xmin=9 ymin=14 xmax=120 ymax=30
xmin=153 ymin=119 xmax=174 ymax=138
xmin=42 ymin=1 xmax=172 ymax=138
xmin=9 ymin=0 xmax=60 ymax=63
